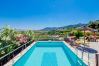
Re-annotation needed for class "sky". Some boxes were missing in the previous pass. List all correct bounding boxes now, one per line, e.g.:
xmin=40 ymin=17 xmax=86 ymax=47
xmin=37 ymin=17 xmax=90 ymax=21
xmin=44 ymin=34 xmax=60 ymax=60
xmin=0 ymin=0 xmax=99 ymax=30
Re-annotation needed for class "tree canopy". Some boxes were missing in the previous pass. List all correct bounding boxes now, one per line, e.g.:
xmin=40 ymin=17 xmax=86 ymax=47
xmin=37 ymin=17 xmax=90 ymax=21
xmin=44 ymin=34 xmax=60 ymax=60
xmin=88 ymin=20 xmax=99 ymax=30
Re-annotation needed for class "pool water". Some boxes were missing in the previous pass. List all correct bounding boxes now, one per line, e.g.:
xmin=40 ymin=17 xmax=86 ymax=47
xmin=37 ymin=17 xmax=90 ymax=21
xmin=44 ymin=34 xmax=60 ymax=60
xmin=13 ymin=41 xmax=87 ymax=66
xmin=41 ymin=52 xmax=58 ymax=66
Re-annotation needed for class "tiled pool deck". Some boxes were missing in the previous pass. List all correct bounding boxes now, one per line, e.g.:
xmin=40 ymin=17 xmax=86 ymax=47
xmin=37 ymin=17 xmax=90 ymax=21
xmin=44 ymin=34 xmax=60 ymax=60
xmin=4 ymin=41 xmax=96 ymax=66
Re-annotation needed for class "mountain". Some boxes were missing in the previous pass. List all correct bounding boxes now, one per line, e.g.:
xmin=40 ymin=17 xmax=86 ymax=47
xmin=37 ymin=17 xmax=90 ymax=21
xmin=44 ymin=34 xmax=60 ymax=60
xmin=41 ymin=27 xmax=58 ymax=31
xmin=41 ymin=23 xmax=87 ymax=31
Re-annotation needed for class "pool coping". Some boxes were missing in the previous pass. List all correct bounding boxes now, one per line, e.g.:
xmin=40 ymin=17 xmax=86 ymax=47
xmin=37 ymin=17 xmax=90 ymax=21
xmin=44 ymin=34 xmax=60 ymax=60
xmin=63 ymin=41 xmax=88 ymax=65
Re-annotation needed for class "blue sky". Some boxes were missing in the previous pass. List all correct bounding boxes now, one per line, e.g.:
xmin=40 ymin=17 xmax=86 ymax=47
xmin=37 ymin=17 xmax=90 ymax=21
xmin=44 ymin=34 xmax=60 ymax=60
xmin=0 ymin=0 xmax=99 ymax=30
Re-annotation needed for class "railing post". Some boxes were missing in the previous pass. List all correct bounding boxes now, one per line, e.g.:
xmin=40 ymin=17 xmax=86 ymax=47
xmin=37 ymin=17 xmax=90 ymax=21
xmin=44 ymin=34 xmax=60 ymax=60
xmin=20 ymin=47 xmax=23 ymax=56
xmin=12 ymin=53 xmax=14 ymax=65
xmin=81 ymin=51 xmax=84 ymax=60
xmin=25 ymin=44 xmax=26 ymax=48
xmin=0 ymin=61 xmax=2 ymax=66
xmin=96 ymin=53 xmax=99 ymax=66
xmin=88 ymin=52 xmax=90 ymax=66
xmin=76 ymin=48 xmax=78 ymax=66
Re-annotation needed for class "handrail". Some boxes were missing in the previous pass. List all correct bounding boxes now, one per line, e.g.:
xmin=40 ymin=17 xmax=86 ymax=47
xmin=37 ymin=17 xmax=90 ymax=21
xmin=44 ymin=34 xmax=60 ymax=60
xmin=0 ymin=44 xmax=13 ymax=51
xmin=0 ymin=40 xmax=32 ymax=60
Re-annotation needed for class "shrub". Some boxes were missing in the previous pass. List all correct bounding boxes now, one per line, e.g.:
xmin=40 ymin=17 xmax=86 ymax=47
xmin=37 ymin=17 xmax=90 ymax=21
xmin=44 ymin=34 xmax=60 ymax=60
xmin=74 ymin=30 xmax=84 ymax=39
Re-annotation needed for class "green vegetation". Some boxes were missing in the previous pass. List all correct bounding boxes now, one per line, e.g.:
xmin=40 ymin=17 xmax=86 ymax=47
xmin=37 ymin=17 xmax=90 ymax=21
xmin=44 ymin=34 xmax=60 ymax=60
xmin=85 ymin=32 xmax=92 ymax=36
xmin=88 ymin=20 xmax=99 ymax=30
xmin=0 ymin=26 xmax=34 ymax=57
xmin=33 ymin=31 xmax=51 ymax=40
xmin=74 ymin=30 xmax=84 ymax=39
xmin=48 ymin=30 xmax=72 ymax=35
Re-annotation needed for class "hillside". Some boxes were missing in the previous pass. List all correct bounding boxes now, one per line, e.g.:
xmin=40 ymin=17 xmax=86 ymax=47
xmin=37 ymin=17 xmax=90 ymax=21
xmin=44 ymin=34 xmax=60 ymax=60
xmin=41 ymin=23 xmax=87 ymax=31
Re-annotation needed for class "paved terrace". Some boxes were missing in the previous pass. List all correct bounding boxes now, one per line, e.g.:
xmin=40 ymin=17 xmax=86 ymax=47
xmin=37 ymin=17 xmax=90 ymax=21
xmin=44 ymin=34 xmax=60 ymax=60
xmin=79 ymin=41 xmax=99 ymax=66
xmin=89 ymin=42 xmax=99 ymax=53
xmin=88 ymin=42 xmax=99 ymax=66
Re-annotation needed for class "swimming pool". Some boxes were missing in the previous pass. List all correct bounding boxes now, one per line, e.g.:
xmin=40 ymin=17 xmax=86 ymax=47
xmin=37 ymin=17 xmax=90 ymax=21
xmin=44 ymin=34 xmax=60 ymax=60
xmin=13 ymin=41 xmax=87 ymax=66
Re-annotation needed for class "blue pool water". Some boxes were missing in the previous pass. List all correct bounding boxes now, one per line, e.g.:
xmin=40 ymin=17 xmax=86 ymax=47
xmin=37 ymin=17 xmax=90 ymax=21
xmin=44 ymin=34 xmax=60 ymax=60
xmin=13 ymin=41 xmax=87 ymax=66
xmin=41 ymin=52 xmax=58 ymax=66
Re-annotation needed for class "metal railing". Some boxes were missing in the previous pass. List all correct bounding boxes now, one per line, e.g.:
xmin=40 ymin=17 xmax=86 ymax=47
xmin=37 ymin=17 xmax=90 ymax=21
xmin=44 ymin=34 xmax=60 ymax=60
xmin=0 ymin=40 xmax=33 ymax=66
xmin=0 ymin=44 xmax=12 ymax=51
xmin=76 ymin=45 xmax=96 ymax=66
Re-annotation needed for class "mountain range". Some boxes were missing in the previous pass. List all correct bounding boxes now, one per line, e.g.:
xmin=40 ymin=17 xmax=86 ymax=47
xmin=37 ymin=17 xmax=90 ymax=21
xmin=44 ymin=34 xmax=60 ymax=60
xmin=41 ymin=23 xmax=87 ymax=31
